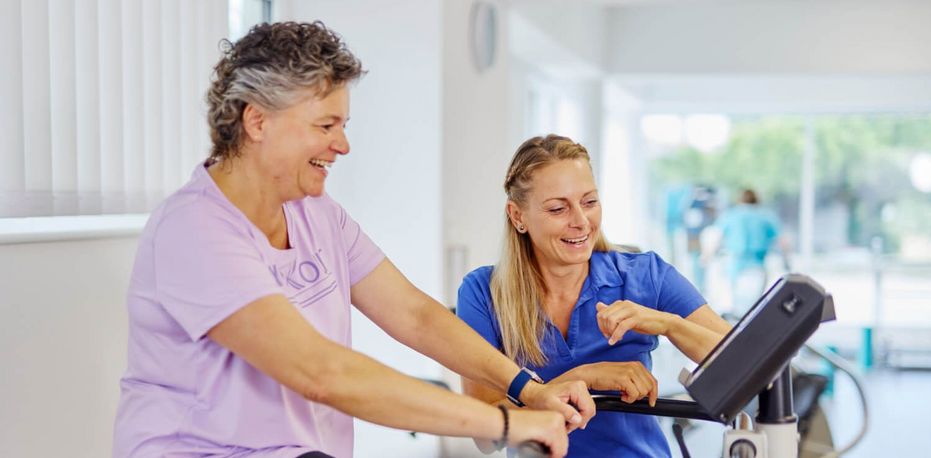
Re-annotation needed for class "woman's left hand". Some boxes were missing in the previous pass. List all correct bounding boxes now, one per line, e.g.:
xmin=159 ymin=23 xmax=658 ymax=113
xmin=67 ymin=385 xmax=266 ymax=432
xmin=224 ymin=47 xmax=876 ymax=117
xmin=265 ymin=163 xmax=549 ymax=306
xmin=520 ymin=379 xmax=596 ymax=432
xmin=595 ymin=300 xmax=677 ymax=345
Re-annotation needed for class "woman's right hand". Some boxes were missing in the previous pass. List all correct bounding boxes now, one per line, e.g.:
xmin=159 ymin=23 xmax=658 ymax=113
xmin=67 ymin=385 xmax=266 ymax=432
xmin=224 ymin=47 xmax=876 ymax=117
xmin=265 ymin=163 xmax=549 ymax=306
xmin=508 ymin=409 xmax=569 ymax=457
xmin=574 ymin=361 xmax=658 ymax=406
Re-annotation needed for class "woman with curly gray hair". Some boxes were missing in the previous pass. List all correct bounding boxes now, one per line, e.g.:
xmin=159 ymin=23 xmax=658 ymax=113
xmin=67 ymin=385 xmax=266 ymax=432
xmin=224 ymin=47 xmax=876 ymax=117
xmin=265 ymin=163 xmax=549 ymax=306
xmin=112 ymin=22 xmax=593 ymax=458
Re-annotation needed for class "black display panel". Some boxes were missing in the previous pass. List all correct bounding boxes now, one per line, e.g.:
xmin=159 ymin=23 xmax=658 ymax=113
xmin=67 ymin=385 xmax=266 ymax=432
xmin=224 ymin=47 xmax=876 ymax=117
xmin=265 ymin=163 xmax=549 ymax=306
xmin=679 ymin=274 xmax=835 ymax=423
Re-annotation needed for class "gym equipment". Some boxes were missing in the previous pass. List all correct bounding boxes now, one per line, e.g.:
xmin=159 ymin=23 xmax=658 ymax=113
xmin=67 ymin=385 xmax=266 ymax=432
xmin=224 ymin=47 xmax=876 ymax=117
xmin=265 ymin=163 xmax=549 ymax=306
xmin=517 ymin=273 xmax=842 ymax=458
xmin=599 ymin=274 xmax=835 ymax=458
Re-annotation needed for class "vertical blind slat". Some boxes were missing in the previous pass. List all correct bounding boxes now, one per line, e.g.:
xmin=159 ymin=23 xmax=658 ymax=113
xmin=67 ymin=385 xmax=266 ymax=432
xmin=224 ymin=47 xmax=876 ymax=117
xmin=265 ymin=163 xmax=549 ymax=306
xmin=121 ymin=0 xmax=143 ymax=195
xmin=49 ymin=0 xmax=78 ymax=192
xmin=160 ymin=0 xmax=181 ymax=192
xmin=141 ymin=0 xmax=162 ymax=194
xmin=22 ymin=0 xmax=52 ymax=192
xmin=76 ymin=0 xmax=102 ymax=197
xmin=194 ymin=0 xmax=229 ymax=170
xmin=5 ymin=0 xmax=232 ymax=217
xmin=180 ymin=0 xmax=198 ymax=175
xmin=98 ymin=0 xmax=124 ymax=195
xmin=195 ymin=0 xmax=213 ymax=166
xmin=208 ymin=0 xmax=230 ymax=156
xmin=1 ymin=0 xmax=25 ymax=192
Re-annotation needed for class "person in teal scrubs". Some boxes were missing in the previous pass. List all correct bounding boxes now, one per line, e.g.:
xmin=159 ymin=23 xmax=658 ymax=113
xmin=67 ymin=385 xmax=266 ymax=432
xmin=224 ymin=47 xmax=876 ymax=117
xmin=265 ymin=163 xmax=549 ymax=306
xmin=457 ymin=135 xmax=731 ymax=457
xmin=712 ymin=189 xmax=786 ymax=312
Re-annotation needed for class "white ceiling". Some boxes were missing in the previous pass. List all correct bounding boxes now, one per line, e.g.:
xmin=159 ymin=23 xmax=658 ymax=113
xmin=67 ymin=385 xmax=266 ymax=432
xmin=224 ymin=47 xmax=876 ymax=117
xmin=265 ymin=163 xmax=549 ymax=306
xmin=509 ymin=0 xmax=931 ymax=113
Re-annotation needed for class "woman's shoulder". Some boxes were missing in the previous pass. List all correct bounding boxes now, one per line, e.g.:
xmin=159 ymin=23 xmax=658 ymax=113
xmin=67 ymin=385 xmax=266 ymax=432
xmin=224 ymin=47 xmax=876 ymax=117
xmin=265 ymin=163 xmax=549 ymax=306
xmin=596 ymin=249 xmax=666 ymax=270
xmin=147 ymin=183 xmax=249 ymax=241
xmin=456 ymin=265 xmax=496 ymax=317
xmin=293 ymin=192 xmax=341 ymax=215
xmin=461 ymin=265 xmax=495 ymax=289
xmin=593 ymin=250 xmax=676 ymax=289
xmin=292 ymin=193 xmax=364 ymax=230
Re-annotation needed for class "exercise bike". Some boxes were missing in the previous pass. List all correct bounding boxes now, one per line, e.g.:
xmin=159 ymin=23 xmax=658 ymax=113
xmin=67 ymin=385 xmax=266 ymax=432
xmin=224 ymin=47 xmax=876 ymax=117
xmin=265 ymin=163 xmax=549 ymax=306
xmin=517 ymin=273 xmax=854 ymax=458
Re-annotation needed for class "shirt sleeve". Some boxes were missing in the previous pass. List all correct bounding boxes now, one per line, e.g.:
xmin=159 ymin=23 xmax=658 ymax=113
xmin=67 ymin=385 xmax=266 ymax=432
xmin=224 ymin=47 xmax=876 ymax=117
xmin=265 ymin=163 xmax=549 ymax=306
xmin=651 ymin=252 xmax=707 ymax=318
xmin=152 ymin=205 xmax=283 ymax=342
xmin=456 ymin=268 xmax=503 ymax=350
xmin=332 ymin=200 xmax=385 ymax=286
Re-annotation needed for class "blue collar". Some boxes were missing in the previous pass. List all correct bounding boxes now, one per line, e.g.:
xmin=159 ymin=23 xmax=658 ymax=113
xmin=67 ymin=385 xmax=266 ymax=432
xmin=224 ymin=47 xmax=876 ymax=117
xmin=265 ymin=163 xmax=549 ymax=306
xmin=576 ymin=251 xmax=624 ymax=304
xmin=588 ymin=250 xmax=624 ymax=288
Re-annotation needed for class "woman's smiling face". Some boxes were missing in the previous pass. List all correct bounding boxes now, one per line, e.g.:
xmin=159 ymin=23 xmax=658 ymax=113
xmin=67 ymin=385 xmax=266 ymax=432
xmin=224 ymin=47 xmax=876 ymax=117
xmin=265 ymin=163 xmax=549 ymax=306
xmin=510 ymin=159 xmax=602 ymax=269
xmin=253 ymin=85 xmax=351 ymax=201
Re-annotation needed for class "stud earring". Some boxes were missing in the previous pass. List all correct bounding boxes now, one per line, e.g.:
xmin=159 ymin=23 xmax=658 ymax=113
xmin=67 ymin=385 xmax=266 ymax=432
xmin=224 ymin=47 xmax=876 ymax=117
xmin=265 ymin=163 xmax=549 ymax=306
xmin=517 ymin=224 xmax=525 ymax=232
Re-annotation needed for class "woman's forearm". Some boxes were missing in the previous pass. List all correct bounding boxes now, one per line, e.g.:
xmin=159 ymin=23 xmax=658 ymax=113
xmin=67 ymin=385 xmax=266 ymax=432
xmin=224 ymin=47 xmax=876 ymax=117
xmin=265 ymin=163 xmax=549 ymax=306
xmin=398 ymin=296 xmax=521 ymax=393
xmin=548 ymin=365 xmax=591 ymax=387
xmin=350 ymin=261 xmax=593 ymax=428
xmin=350 ymin=260 xmax=519 ymax=393
xmin=310 ymin=339 xmax=507 ymax=439
xmin=208 ymin=294 xmax=507 ymax=440
xmin=664 ymin=314 xmax=726 ymax=363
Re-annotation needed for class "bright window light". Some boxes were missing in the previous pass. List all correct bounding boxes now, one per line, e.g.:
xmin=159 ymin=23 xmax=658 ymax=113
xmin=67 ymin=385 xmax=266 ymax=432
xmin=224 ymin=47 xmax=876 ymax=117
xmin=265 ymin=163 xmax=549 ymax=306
xmin=557 ymin=97 xmax=582 ymax=142
xmin=684 ymin=114 xmax=731 ymax=152
xmin=229 ymin=0 xmax=271 ymax=42
xmin=640 ymin=114 xmax=683 ymax=146
xmin=910 ymin=152 xmax=931 ymax=193
xmin=229 ymin=0 xmax=245 ymax=40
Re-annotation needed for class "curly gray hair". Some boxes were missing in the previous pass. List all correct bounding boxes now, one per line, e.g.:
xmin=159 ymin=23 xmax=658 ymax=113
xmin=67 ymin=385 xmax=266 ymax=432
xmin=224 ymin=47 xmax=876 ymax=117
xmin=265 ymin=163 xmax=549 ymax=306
xmin=206 ymin=21 xmax=364 ymax=160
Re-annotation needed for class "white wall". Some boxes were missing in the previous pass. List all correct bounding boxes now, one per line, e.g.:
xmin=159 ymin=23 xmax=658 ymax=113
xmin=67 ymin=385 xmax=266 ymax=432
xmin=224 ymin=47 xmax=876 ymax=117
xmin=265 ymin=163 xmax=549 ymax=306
xmin=442 ymin=0 xmax=514 ymax=275
xmin=612 ymin=74 xmax=931 ymax=114
xmin=0 ymin=236 xmax=136 ymax=457
xmin=510 ymin=1 xmax=607 ymax=77
xmin=607 ymin=0 xmax=931 ymax=74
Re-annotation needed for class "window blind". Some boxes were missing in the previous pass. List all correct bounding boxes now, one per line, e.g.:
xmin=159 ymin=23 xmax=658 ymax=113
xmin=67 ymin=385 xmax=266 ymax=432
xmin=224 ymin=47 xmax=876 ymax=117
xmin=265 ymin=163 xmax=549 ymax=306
xmin=0 ymin=0 xmax=229 ymax=217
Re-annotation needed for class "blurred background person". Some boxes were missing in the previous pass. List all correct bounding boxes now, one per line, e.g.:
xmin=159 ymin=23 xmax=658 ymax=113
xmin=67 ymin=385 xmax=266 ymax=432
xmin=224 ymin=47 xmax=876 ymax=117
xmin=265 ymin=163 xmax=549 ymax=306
xmin=705 ymin=188 xmax=790 ymax=314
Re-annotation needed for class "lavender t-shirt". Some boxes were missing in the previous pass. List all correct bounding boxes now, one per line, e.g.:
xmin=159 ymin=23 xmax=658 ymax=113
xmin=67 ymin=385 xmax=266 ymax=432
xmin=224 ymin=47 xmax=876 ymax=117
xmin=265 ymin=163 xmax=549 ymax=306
xmin=113 ymin=163 xmax=384 ymax=458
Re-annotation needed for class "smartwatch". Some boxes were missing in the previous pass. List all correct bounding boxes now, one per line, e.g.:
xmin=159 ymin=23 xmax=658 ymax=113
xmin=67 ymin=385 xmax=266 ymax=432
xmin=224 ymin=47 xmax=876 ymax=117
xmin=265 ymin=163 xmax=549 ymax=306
xmin=506 ymin=367 xmax=543 ymax=407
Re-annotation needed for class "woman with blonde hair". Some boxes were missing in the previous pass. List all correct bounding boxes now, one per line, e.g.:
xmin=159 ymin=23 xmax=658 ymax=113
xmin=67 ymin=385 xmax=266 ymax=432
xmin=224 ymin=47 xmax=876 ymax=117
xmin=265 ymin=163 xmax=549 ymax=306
xmin=457 ymin=134 xmax=731 ymax=457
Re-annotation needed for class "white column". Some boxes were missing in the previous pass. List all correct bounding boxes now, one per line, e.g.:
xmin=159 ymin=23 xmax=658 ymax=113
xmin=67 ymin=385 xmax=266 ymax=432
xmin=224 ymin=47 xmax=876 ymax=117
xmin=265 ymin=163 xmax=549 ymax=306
xmin=798 ymin=118 xmax=816 ymax=270
xmin=627 ymin=111 xmax=650 ymax=247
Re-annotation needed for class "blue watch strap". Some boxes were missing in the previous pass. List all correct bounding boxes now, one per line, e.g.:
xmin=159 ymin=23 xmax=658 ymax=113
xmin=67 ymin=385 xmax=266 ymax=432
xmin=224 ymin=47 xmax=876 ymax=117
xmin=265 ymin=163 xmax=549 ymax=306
xmin=507 ymin=368 xmax=535 ymax=407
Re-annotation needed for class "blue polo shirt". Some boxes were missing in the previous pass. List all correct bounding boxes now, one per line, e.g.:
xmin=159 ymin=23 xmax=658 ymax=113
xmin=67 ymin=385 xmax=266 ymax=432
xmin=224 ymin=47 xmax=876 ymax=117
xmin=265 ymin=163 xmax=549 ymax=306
xmin=457 ymin=250 xmax=706 ymax=458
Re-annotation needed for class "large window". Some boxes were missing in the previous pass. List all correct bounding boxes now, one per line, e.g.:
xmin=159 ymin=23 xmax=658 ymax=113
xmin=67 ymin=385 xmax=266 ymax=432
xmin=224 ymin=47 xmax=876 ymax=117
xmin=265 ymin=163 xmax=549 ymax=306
xmin=646 ymin=114 xmax=931 ymax=334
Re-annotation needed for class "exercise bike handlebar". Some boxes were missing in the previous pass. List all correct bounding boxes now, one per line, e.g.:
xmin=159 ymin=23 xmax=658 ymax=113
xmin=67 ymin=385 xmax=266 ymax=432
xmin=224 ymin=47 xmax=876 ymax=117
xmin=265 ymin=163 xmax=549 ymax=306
xmin=592 ymin=395 xmax=722 ymax=423
xmin=514 ymin=394 xmax=719 ymax=458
